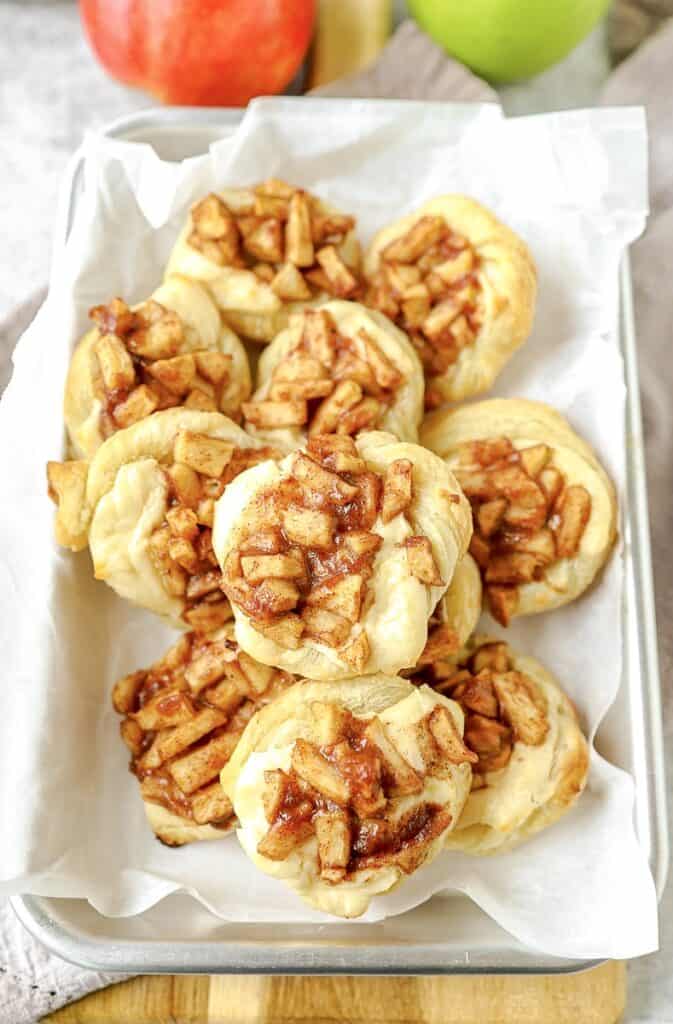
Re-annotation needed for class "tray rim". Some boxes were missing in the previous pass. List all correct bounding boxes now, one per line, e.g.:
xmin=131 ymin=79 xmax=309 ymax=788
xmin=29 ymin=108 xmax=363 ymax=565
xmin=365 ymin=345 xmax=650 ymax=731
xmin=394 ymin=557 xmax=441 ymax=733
xmin=13 ymin=102 xmax=668 ymax=976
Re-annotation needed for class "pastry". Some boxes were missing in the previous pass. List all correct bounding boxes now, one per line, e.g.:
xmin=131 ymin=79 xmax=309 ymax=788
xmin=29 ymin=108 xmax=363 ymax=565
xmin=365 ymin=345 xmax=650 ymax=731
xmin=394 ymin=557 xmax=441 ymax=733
xmin=220 ymin=676 xmax=475 ymax=917
xmin=213 ymin=430 xmax=472 ymax=680
xmin=242 ymin=302 xmax=425 ymax=450
xmin=113 ymin=625 xmax=293 ymax=846
xmin=165 ymin=180 xmax=362 ymax=342
xmin=47 ymin=408 xmax=278 ymax=627
xmin=421 ymin=398 xmax=617 ymax=624
xmin=64 ymin=276 xmax=251 ymax=458
xmin=411 ymin=554 xmax=483 ymax=675
xmin=411 ymin=635 xmax=589 ymax=855
xmin=364 ymin=196 xmax=537 ymax=405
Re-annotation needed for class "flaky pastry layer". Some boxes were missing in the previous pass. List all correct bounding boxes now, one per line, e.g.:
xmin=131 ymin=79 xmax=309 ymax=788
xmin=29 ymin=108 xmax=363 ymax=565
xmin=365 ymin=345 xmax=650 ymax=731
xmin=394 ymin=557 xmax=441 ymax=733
xmin=364 ymin=195 xmax=537 ymax=404
xmin=213 ymin=430 xmax=472 ymax=680
xmin=221 ymin=676 xmax=474 ymax=917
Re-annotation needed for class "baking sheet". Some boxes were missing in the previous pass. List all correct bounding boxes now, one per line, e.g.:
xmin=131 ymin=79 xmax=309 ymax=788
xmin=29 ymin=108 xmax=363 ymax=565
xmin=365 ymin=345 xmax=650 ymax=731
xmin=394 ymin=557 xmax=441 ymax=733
xmin=0 ymin=98 xmax=658 ymax=958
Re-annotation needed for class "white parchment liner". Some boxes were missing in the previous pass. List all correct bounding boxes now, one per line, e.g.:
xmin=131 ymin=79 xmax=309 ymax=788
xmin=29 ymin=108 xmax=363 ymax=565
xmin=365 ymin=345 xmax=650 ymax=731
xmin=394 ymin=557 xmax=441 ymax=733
xmin=0 ymin=99 xmax=657 ymax=958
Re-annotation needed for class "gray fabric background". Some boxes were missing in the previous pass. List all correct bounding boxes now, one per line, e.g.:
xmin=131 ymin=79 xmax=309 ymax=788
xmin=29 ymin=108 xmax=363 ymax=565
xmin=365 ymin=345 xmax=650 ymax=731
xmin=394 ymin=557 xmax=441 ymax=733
xmin=0 ymin=3 xmax=671 ymax=1021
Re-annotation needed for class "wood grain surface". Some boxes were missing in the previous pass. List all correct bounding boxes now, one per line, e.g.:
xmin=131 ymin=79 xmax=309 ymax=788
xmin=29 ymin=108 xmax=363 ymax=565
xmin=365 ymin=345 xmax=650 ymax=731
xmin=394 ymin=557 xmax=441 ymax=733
xmin=43 ymin=5 xmax=627 ymax=1022
xmin=45 ymin=963 xmax=626 ymax=1023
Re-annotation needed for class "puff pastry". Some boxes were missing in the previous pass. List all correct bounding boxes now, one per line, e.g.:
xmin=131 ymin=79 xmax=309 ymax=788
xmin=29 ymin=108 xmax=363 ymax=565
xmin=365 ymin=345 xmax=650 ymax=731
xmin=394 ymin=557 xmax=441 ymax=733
xmin=413 ymin=554 xmax=483 ymax=673
xmin=411 ymin=635 xmax=589 ymax=855
xmin=421 ymin=398 xmax=617 ymax=624
xmin=47 ymin=408 xmax=278 ymax=627
xmin=64 ymin=276 xmax=251 ymax=458
xmin=213 ymin=430 xmax=473 ymax=680
xmin=364 ymin=196 xmax=537 ymax=405
xmin=113 ymin=624 xmax=294 ymax=846
xmin=242 ymin=301 xmax=425 ymax=450
xmin=220 ymin=676 xmax=475 ymax=917
xmin=165 ymin=180 xmax=362 ymax=342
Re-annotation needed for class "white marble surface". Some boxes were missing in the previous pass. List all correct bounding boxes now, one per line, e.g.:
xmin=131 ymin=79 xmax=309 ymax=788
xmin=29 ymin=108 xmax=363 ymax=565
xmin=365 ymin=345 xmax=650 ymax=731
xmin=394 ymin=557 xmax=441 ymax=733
xmin=0 ymin=4 xmax=668 ymax=1022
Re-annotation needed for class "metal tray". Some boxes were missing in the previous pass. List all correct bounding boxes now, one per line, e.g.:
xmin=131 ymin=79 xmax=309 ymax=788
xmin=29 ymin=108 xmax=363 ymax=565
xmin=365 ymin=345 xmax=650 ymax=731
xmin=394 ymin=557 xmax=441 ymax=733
xmin=12 ymin=104 xmax=668 ymax=976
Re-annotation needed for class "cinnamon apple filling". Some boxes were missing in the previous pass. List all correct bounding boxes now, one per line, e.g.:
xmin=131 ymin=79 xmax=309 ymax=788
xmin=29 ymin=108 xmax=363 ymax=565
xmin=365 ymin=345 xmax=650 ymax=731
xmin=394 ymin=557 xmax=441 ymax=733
xmin=149 ymin=430 xmax=278 ymax=630
xmin=114 ymin=631 xmax=293 ymax=837
xmin=257 ymin=702 xmax=475 ymax=879
xmin=453 ymin=438 xmax=592 ymax=626
xmin=411 ymin=640 xmax=548 ymax=785
xmin=89 ymin=298 xmax=234 ymax=435
xmin=243 ymin=309 xmax=404 ymax=435
xmin=365 ymin=217 xmax=483 ymax=403
xmin=188 ymin=180 xmax=361 ymax=301
xmin=221 ymin=436 xmax=443 ymax=667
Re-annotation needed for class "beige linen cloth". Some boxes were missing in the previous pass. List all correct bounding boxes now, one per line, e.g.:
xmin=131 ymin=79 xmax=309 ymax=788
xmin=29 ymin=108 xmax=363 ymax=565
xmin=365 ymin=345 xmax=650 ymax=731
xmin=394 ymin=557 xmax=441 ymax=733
xmin=1 ymin=14 xmax=672 ymax=1024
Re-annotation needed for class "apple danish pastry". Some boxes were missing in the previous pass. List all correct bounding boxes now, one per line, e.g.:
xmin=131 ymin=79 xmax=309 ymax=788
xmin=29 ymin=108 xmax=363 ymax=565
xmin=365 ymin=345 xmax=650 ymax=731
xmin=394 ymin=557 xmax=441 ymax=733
xmin=213 ymin=430 xmax=472 ymax=680
xmin=242 ymin=301 xmax=424 ymax=450
xmin=411 ymin=635 xmax=589 ymax=855
xmin=364 ymin=196 xmax=536 ymax=405
xmin=113 ymin=625 xmax=293 ymax=846
xmin=47 ymin=409 xmax=278 ymax=628
xmin=64 ymin=276 xmax=250 ymax=458
xmin=422 ymin=399 xmax=617 ymax=624
xmin=166 ymin=180 xmax=362 ymax=342
xmin=220 ymin=676 xmax=475 ymax=917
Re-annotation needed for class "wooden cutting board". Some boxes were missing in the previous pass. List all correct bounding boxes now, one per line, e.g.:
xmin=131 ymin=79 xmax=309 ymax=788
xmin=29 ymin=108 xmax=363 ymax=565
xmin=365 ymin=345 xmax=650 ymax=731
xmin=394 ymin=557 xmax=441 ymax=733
xmin=46 ymin=963 xmax=626 ymax=1023
xmin=44 ymin=5 xmax=626 ymax=1021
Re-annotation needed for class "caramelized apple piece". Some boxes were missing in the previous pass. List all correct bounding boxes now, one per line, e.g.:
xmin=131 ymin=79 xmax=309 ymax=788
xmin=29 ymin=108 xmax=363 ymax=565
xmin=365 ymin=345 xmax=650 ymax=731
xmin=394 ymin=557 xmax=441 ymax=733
xmin=555 ymin=485 xmax=591 ymax=558
xmin=381 ymin=459 xmax=413 ymax=524
xmin=112 ymin=384 xmax=159 ymax=428
xmin=404 ymin=536 xmax=443 ymax=586
xmin=285 ymin=191 xmax=314 ymax=267
xmin=316 ymin=812 xmax=351 ymax=882
xmin=492 ymin=671 xmax=549 ymax=746
xmin=291 ymin=739 xmax=350 ymax=804
xmin=243 ymin=399 xmax=308 ymax=428
xmin=173 ymin=431 xmax=234 ymax=477
xmin=427 ymin=706 xmax=478 ymax=765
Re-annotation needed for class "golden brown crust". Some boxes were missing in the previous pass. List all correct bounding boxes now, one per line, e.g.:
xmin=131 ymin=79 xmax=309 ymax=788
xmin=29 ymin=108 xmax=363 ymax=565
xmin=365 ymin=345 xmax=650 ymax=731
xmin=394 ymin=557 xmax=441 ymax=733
xmin=421 ymin=398 xmax=617 ymax=620
xmin=244 ymin=301 xmax=425 ymax=451
xmin=213 ymin=431 xmax=472 ymax=680
xmin=425 ymin=634 xmax=590 ymax=855
xmin=165 ymin=182 xmax=362 ymax=342
xmin=221 ymin=676 xmax=473 ymax=917
xmin=143 ymin=801 xmax=236 ymax=847
xmin=63 ymin=277 xmax=251 ymax=458
xmin=49 ymin=409 xmax=274 ymax=625
xmin=364 ymin=196 xmax=537 ymax=404
xmin=114 ymin=624 xmax=295 ymax=846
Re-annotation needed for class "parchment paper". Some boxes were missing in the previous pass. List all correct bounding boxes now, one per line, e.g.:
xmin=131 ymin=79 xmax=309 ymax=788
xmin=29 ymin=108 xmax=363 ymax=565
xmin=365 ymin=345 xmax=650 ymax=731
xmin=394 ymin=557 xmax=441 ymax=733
xmin=0 ymin=98 xmax=657 ymax=958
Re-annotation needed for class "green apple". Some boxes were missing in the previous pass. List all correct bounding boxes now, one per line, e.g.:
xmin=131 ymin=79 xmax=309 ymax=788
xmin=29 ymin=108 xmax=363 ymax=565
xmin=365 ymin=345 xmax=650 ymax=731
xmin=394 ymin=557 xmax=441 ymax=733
xmin=407 ymin=0 xmax=611 ymax=82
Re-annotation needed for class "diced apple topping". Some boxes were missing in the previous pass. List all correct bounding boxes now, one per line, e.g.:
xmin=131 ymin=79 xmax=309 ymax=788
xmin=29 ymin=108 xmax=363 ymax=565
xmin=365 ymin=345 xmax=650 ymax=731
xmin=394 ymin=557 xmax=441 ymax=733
xmin=144 ymin=434 xmax=277 ymax=624
xmin=112 ymin=630 xmax=293 ymax=835
xmin=409 ymin=639 xmax=551 ymax=778
xmin=187 ymin=181 xmax=361 ymax=304
xmin=174 ymin=431 xmax=234 ymax=477
xmin=404 ymin=536 xmax=443 ymax=586
xmin=381 ymin=459 xmax=413 ymax=523
xmin=316 ymin=812 xmax=351 ymax=882
xmin=365 ymin=215 xmax=482 ymax=389
xmin=554 ymin=485 xmax=592 ymax=558
xmin=455 ymin=436 xmax=592 ymax=625
xmin=292 ymin=739 xmax=351 ymax=804
xmin=243 ymin=309 xmax=405 ymax=439
xmin=85 ymin=294 xmax=238 ymax=438
xmin=46 ymin=459 xmax=89 ymax=549
xmin=222 ymin=441 xmax=436 ymax=662
xmin=256 ymin=700 xmax=472 ymax=875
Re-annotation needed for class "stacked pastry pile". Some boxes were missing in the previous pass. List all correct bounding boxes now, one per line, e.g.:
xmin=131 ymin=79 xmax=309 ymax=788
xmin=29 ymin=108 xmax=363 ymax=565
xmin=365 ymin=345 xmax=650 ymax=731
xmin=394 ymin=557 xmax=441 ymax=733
xmin=46 ymin=180 xmax=617 ymax=918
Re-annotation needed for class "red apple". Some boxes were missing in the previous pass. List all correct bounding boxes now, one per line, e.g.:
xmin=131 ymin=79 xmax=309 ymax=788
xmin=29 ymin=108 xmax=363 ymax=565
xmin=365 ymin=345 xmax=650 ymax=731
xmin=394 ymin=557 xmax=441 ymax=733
xmin=79 ymin=0 xmax=316 ymax=106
